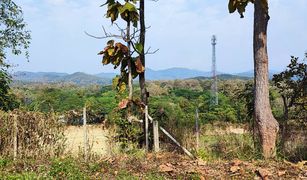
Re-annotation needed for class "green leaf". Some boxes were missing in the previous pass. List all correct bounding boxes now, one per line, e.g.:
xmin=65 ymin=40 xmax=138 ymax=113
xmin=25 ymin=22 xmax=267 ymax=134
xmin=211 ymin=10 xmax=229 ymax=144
xmin=118 ymin=82 xmax=126 ymax=93
xmin=112 ymin=76 xmax=120 ymax=89
xmin=119 ymin=2 xmax=137 ymax=14
xmin=134 ymin=43 xmax=143 ymax=53
xmin=118 ymin=2 xmax=139 ymax=23
xmin=107 ymin=48 xmax=115 ymax=56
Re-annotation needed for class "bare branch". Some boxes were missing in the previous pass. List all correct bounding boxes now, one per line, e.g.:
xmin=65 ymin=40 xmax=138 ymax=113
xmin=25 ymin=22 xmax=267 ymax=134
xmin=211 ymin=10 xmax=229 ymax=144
xmin=84 ymin=26 xmax=124 ymax=40
xmin=145 ymin=47 xmax=159 ymax=55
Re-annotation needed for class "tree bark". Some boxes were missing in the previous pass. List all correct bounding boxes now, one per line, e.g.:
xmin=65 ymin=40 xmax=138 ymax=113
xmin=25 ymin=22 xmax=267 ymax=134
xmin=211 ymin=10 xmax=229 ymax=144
xmin=139 ymin=0 xmax=148 ymax=148
xmin=139 ymin=0 xmax=147 ymax=105
xmin=253 ymin=0 xmax=279 ymax=159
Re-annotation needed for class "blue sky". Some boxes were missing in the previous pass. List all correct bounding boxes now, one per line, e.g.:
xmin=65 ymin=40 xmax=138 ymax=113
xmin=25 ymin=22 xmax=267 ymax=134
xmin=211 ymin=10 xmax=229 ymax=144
xmin=9 ymin=0 xmax=307 ymax=74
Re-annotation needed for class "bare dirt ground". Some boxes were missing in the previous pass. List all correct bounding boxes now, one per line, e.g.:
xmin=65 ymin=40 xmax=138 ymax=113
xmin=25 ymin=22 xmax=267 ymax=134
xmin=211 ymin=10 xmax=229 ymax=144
xmin=62 ymin=125 xmax=307 ymax=179
xmin=97 ymin=152 xmax=307 ymax=179
xmin=64 ymin=125 xmax=110 ymax=155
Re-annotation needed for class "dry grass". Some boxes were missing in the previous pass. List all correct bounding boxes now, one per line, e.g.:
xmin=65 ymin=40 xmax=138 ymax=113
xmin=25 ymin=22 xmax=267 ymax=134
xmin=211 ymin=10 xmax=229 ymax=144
xmin=0 ymin=110 xmax=65 ymax=158
xmin=64 ymin=125 xmax=109 ymax=156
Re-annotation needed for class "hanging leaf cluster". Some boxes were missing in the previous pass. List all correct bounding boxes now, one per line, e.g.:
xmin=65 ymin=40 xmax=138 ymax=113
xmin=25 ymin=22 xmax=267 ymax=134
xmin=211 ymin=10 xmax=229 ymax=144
xmin=228 ymin=0 xmax=268 ymax=18
xmin=99 ymin=0 xmax=144 ymax=93
xmin=103 ymin=0 xmax=139 ymax=27
xmin=98 ymin=40 xmax=145 ymax=93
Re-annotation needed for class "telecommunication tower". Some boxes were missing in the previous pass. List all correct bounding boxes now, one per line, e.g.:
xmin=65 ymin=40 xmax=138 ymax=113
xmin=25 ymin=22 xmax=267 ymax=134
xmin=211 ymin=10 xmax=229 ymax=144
xmin=211 ymin=35 xmax=218 ymax=105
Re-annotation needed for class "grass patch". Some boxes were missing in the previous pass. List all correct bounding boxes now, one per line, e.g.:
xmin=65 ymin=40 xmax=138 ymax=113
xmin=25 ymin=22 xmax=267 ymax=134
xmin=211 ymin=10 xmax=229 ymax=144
xmin=1 ymin=172 xmax=39 ymax=180
xmin=49 ymin=157 xmax=87 ymax=179
xmin=0 ymin=157 xmax=12 ymax=168
xmin=197 ymin=133 xmax=262 ymax=161
xmin=116 ymin=170 xmax=138 ymax=180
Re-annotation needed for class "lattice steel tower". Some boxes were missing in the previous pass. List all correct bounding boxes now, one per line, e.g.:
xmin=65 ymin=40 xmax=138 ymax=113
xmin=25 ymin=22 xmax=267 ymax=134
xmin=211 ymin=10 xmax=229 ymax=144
xmin=211 ymin=35 xmax=218 ymax=105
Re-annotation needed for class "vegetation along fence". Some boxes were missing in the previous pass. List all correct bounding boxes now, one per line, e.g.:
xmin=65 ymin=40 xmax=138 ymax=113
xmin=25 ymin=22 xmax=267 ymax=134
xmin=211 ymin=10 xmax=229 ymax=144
xmin=0 ymin=110 xmax=66 ymax=159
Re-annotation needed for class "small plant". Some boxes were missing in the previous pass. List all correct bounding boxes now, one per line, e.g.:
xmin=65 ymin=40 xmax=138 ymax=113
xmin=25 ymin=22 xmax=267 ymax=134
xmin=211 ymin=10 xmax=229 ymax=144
xmin=116 ymin=170 xmax=138 ymax=180
xmin=49 ymin=158 xmax=86 ymax=179
xmin=0 ymin=157 xmax=11 ymax=168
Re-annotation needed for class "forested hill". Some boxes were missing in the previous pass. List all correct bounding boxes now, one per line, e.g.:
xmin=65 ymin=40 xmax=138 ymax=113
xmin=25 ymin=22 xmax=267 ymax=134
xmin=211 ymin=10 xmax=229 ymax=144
xmin=192 ymin=74 xmax=252 ymax=80
xmin=13 ymin=72 xmax=112 ymax=85
xmin=12 ymin=68 xmax=278 ymax=85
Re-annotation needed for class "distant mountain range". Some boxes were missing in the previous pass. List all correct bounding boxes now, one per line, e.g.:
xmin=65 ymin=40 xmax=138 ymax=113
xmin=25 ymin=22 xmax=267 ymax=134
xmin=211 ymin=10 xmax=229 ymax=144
xmin=13 ymin=71 xmax=111 ymax=85
xmin=235 ymin=70 xmax=280 ymax=79
xmin=12 ymin=68 xmax=280 ymax=85
xmin=192 ymin=74 xmax=252 ymax=81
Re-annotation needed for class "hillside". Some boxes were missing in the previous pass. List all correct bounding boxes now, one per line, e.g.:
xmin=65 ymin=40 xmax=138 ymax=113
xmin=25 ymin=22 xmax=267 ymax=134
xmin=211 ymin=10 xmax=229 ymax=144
xmin=235 ymin=70 xmax=280 ymax=79
xmin=13 ymin=71 xmax=111 ymax=85
xmin=59 ymin=72 xmax=111 ymax=85
xmin=145 ymin=68 xmax=213 ymax=80
xmin=12 ymin=68 xmax=280 ymax=85
xmin=192 ymin=74 xmax=252 ymax=80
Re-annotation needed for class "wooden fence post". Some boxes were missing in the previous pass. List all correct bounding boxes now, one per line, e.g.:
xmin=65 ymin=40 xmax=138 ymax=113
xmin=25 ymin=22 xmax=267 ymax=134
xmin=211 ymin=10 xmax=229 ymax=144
xmin=153 ymin=120 xmax=159 ymax=152
xmin=195 ymin=108 xmax=200 ymax=151
xmin=13 ymin=115 xmax=18 ymax=161
xmin=83 ymin=106 xmax=88 ymax=162
xmin=145 ymin=106 xmax=149 ymax=151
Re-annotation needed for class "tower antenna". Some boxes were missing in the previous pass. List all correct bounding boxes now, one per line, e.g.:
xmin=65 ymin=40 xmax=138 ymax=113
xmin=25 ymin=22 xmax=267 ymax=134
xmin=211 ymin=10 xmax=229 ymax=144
xmin=211 ymin=35 xmax=218 ymax=105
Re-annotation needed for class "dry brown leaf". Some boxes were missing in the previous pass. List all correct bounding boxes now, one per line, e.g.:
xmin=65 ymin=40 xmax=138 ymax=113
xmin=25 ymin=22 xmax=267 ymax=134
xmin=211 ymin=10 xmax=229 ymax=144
xmin=118 ymin=99 xmax=129 ymax=109
xmin=186 ymin=169 xmax=197 ymax=174
xmin=197 ymin=159 xmax=207 ymax=166
xmin=159 ymin=164 xmax=174 ymax=172
xmin=134 ymin=57 xmax=145 ymax=73
xmin=297 ymin=161 xmax=307 ymax=170
xmin=231 ymin=159 xmax=242 ymax=166
xmin=230 ymin=165 xmax=240 ymax=173
xmin=256 ymin=168 xmax=270 ymax=180
xmin=277 ymin=170 xmax=286 ymax=177
xmin=199 ymin=175 xmax=206 ymax=180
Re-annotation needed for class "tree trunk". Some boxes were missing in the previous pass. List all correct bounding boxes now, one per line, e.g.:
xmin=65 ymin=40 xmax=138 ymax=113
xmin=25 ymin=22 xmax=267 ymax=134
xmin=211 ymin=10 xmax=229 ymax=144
xmin=139 ymin=0 xmax=147 ymax=105
xmin=253 ymin=0 xmax=279 ymax=159
xmin=139 ymin=0 xmax=148 ymax=148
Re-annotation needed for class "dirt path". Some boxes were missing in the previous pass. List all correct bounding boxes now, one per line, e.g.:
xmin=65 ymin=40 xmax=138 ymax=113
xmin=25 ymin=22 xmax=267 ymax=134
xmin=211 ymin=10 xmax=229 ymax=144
xmin=64 ymin=125 xmax=110 ymax=155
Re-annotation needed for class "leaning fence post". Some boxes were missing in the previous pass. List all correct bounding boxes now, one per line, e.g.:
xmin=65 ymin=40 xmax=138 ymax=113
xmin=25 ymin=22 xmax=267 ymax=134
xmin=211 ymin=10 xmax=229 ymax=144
xmin=83 ymin=106 xmax=88 ymax=162
xmin=13 ymin=115 xmax=18 ymax=161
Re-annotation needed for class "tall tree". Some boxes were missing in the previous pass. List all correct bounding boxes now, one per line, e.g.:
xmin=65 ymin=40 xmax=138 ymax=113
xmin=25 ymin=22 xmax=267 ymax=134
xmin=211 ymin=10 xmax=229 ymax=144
xmin=228 ymin=0 xmax=279 ymax=158
xmin=272 ymin=56 xmax=307 ymax=121
xmin=0 ymin=0 xmax=31 ymax=111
